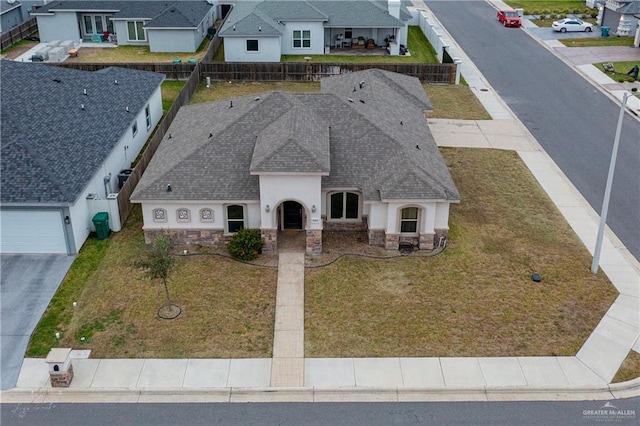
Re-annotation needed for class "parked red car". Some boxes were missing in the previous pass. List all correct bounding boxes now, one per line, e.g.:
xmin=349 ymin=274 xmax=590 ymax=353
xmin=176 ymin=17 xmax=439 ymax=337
xmin=497 ymin=9 xmax=521 ymax=27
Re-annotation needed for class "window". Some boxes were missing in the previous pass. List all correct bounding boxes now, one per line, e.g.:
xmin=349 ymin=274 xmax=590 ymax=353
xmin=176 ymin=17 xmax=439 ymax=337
xmin=132 ymin=121 xmax=138 ymax=137
xmin=153 ymin=208 xmax=167 ymax=222
xmin=344 ymin=28 xmax=353 ymax=39
xmin=226 ymin=205 xmax=245 ymax=233
xmin=329 ymin=192 xmax=359 ymax=220
xmin=145 ymin=105 xmax=151 ymax=129
xmin=293 ymin=30 xmax=311 ymax=48
xmin=400 ymin=207 xmax=419 ymax=234
xmin=246 ymin=39 xmax=259 ymax=51
xmin=127 ymin=21 xmax=146 ymax=41
xmin=176 ymin=208 xmax=190 ymax=222
xmin=200 ymin=208 xmax=213 ymax=222
xmin=83 ymin=14 xmax=113 ymax=36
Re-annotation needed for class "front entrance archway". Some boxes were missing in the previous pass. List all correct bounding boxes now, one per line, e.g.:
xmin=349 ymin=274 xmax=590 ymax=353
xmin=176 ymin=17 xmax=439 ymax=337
xmin=282 ymin=201 xmax=303 ymax=230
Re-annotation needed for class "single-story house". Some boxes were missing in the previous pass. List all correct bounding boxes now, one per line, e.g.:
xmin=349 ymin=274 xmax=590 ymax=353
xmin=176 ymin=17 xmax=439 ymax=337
xmin=0 ymin=60 xmax=164 ymax=254
xmin=601 ymin=0 xmax=640 ymax=36
xmin=131 ymin=69 xmax=460 ymax=255
xmin=31 ymin=0 xmax=215 ymax=52
xmin=218 ymin=0 xmax=412 ymax=62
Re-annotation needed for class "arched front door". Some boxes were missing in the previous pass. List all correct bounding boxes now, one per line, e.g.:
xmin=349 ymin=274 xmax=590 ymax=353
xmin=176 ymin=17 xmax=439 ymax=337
xmin=282 ymin=201 xmax=303 ymax=230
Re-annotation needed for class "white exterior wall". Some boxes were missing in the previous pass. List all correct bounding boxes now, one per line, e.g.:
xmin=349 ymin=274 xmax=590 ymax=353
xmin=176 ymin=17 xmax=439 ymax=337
xmin=367 ymin=202 xmax=388 ymax=230
xmin=36 ymin=12 xmax=81 ymax=43
xmin=385 ymin=201 xmax=436 ymax=234
xmin=280 ymin=21 xmax=324 ymax=55
xmin=147 ymin=29 xmax=201 ymax=53
xmin=69 ymin=86 xmax=162 ymax=250
xmin=258 ymin=174 xmax=322 ymax=230
xmin=434 ymin=202 xmax=451 ymax=230
xmin=113 ymin=20 xmax=149 ymax=46
xmin=140 ymin=201 xmax=260 ymax=232
xmin=224 ymin=36 xmax=281 ymax=62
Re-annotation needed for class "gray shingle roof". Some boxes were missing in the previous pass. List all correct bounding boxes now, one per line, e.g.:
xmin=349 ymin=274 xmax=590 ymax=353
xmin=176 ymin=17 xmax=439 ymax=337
xmin=1 ymin=60 xmax=164 ymax=205
xmin=32 ymin=1 xmax=213 ymax=28
xmin=132 ymin=69 xmax=459 ymax=203
xmin=220 ymin=0 xmax=409 ymax=37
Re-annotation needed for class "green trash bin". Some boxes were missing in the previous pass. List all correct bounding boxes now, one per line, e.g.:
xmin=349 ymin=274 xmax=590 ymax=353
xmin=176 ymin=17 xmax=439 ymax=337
xmin=92 ymin=212 xmax=110 ymax=240
xmin=601 ymin=26 xmax=610 ymax=37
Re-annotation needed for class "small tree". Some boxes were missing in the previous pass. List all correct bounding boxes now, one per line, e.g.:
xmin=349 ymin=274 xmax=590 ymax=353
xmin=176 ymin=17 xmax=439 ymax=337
xmin=136 ymin=234 xmax=177 ymax=314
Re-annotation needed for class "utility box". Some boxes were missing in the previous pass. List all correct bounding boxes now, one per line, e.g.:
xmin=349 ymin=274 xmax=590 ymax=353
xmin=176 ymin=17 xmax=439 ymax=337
xmin=117 ymin=169 xmax=133 ymax=189
xmin=92 ymin=212 xmax=110 ymax=240
xmin=45 ymin=348 xmax=74 ymax=387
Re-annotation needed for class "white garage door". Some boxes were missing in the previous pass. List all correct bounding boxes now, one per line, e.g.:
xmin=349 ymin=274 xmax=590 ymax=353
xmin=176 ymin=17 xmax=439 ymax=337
xmin=0 ymin=210 xmax=67 ymax=254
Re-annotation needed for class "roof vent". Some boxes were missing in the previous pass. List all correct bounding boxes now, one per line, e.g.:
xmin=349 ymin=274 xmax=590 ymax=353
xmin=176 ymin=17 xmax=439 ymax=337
xmin=359 ymin=99 xmax=365 ymax=104
xmin=359 ymin=80 xmax=365 ymax=89
xmin=168 ymin=133 xmax=172 ymax=139
xmin=347 ymin=98 xmax=354 ymax=103
xmin=114 ymin=79 xmax=118 ymax=85
xmin=233 ymin=25 xmax=236 ymax=31
xmin=83 ymin=88 xmax=87 ymax=95
xmin=229 ymin=100 xmax=233 ymax=108
xmin=125 ymin=106 xmax=129 ymax=112
xmin=400 ymin=121 xmax=403 ymax=125
xmin=255 ymin=96 xmax=260 ymax=101
xmin=166 ymin=184 xmax=172 ymax=192
xmin=416 ymin=145 xmax=420 ymax=150
xmin=209 ymin=132 xmax=213 ymax=138
xmin=258 ymin=26 xmax=262 ymax=31
xmin=81 ymin=104 xmax=85 ymax=110
xmin=53 ymin=78 xmax=61 ymax=83
xmin=352 ymin=86 xmax=356 ymax=92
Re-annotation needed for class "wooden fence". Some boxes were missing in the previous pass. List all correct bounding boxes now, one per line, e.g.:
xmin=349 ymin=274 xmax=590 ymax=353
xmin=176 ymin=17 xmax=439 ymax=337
xmin=115 ymin=63 xmax=202 ymax=226
xmin=0 ymin=18 xmax=37 ymax=50
xmin=52 ymin=62 xmax=197 ymax=80
xmin=200 ymin=62 xmax=456 ymax=83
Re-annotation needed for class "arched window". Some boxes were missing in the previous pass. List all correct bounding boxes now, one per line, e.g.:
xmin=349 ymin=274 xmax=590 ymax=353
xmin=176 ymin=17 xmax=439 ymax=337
xmin=329 ymin=191 xmax=360 ymax=220
xmin=226 ymin=205 xmax=245 ymax=233
xmin=152 ymin=208 xmax=167 ymax=222
xmin=400 ymin=207 xmax=419 ymax=234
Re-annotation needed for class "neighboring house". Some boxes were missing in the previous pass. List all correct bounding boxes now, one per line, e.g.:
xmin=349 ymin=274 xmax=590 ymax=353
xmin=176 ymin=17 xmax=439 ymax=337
xmin=0 ymin=60 xmax=164 ymax=255
xmin=0 ymin=0 xmax=23 ymax=32
xmin=131 ymin=69 xmax=460 ymax=255
xmin=31 ymin=0 xmax=215 ymax=52
xmin=218 ymin=0 xmax=411 ymax=62
xmin=601 ymin=0 xmax=640 ymax=36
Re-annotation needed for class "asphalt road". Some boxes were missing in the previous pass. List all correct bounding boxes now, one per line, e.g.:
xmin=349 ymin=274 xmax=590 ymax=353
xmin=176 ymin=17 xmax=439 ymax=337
xmin=426 ymin=0 xmax=640 ymax=260
xmin=0 ymin=255 xmax=74 ymax=390
xmin=2 ymin=398 xmax=639 ymax=425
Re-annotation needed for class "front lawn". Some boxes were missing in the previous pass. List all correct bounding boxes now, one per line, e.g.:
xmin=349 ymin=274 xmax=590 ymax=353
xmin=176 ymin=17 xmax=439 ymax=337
xmin=559 ymin=37 xmax=636 ymax=47
xmin=27 ymin=206 xmax=277 ymax=358
xmin=595 ymin=61 xmax=639 ymax=83
xmin=305 ymin=148 xmax=617 ymax=358
xmin=505 ymin=0 xmax=590 ymax=14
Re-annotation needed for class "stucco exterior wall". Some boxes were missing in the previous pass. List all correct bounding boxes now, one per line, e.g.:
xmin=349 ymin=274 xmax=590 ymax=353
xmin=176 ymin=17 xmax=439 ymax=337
xmin=147 ymin=28 xmax=201 ymax=53
xmin=280 ymin=21 xmax=324 ymax=55
xmin=36 ymin=11 xmax=81 ymax=43
xmin=1 ymin=6 xmax=23 ymax=32
xmin=113 ymin=20 xmax=149 ymax=46
xmin=258 ymin=174 xmax=322 ymax=230
xmin=224 ymin=36 xmax=281 ymax=62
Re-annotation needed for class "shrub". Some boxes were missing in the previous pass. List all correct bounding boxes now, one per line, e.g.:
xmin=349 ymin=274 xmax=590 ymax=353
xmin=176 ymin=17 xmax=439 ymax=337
xmin=227 ymin=228 xmax=264 ymax=260
xmin=631 ymin=87 xmax=638 ymax=92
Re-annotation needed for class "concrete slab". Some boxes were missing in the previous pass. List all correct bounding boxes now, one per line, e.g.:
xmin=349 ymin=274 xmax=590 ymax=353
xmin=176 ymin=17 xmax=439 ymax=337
xmin=556 ymin=357 xmax=608 ymax=387
xmin=478 ymin=357 xmax=527 ymax=387
xmin=90 ymin=359 xmax=144 ymax=388
xmin=518 ymin=357 xmax=568 ymax=387
xmin=15 ymin=358 xmax=49 ymax=388
xmin=231 ymin=388 xmax=313 ymax=402
xmin=399 ymin=358 xmax=444 ymax=387
xmin=305 ymin=358 xmax=355 ymax=387
xmin=183 ymin=359 xmax=230 ymax=388
xmin=227 ymin=359 xmax=271 ymax=387
xmin=270 ymin=357 xmax=304 ymax=387
xmin=136 ymin=359 xmax=187 ymax=388
xmin=577 ymin=332 xmax=632 ymax=382
xmin=272 ymin=330 xmax=304 ymax=358
xmin=353 ymin=358 xmax=403 ymax=387
xmin=312 ymin=389 xmax=399 ymax=402
xmin=139 ymin=391 xmax=231 ymax=403
xmin=576 ymin=64 xmax=616 ymax=85
xmin=440 ymin=358 xmax=485 ymax=387
xmin=592 ymin=314 xmax=639 ymax=348
xmin=68 ymin=359 xmax=100 ymax=388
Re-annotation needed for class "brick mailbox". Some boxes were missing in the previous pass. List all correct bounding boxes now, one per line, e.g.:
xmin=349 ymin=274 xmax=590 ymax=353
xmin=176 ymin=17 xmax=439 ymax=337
xmin=45 ymin=348 xmax=74 ymax=387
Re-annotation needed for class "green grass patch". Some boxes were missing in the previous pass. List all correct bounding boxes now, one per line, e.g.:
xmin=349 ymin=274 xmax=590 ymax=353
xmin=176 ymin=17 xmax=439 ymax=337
xmin=505 ymin=0 xmax=590 ymax=14
xmin=559 ymin=37 xmax=635 ymax=47
xmin=595 ymin=61 xmax=639 ymax=84
xmin=424 ymin=84 xmax=491 ymax=120
xmin=161 ymin=81 xmax=186 ymax=112
xmin=612 ymin=350 xmax=640 ymax=383
xmin=305 ymin=148 xmax=617 ymax=358
xmin=71 ymin=38 xmax=210 ymax=63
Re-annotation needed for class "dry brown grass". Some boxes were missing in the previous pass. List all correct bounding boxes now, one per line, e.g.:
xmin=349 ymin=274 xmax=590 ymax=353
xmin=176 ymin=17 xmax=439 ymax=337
xmin=305 ymin=148 xmax=618 ymax=358
xmin=612 ymin=350 xmax=640 ymax=383
xmin=48 ymin=207 xmax=277 ymax=358
xmin=424 ymin=84 xmax=491 ymax=120
xmin=67 ymin=40 xmax=209 ymax=63
xmin=1 ymin=40 xmax=38 ymax=59
xmin=190 ymin=81 xmax=321 ymax=104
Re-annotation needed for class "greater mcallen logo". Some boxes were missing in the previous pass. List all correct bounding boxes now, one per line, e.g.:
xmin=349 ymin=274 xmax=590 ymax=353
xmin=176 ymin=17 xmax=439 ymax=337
xmin=583 ymin=402 xmax=636 ymax=422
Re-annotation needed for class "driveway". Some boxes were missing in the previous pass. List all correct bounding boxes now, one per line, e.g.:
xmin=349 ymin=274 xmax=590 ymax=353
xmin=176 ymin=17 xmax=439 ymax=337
xmin=1 ymin=254 xmax=74 ymax=389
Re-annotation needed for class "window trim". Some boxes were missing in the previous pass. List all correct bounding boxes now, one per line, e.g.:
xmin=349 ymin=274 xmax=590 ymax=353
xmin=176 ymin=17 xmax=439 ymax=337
xmin=399 ymin=206 xmax=420 ymax=236
xmin=152 ymin=208 xmax=167 ymax=223
xmin=127 ymin=20 xmax=146 ymax=41
xmin=199 ymin=208 xmax=214 ymax=222
xmin=292 ymin=29 xmax=311 ymax=49
xmin=225 ymin=204 xmax=246 ymax=233
xmin=132 ymin=121 xmax=138 ymax=137
xmin=145 ymin=104 xmax=151 ymax=130
xmin=246 ymin=39 xmax=259 ymax=52
xmin=327 ymin=191 xmax=361 ymax=222
xmin=176 ymin=208 xmax=191 ymax=222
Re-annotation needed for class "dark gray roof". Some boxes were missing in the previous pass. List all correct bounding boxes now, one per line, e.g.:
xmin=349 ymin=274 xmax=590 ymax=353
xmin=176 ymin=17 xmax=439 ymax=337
xmin=1 ymin=1 xmax=22 ymax=14
xmin=220 ymin=0 xmax=409 ymax=37
xmin=1 ymin=60 xmax=164 ymax=205
xmin=617 ymin=0 xmax=640 ymax=14
xmin=32 ymin=1 xmax=213 ymax=28
xmin=132 ymin=69 xmax=459 ymax=203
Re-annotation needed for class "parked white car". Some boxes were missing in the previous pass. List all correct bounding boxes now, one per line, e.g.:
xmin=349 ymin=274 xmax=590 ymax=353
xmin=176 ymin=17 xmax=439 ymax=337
xmin=552 ymin=19 xmax=594 ymax=32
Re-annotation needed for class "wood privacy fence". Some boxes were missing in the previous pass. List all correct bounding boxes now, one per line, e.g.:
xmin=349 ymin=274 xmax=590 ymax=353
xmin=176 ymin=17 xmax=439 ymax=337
xmin=115 ymin=63 xmax=201 ymax=226
xmin=52 ymin=62 xmax=197 ymax=80
xmin=0 ymin=18 xmax=37 ymax=50
xmin=200 ymin=62 xmax=457 ymax=83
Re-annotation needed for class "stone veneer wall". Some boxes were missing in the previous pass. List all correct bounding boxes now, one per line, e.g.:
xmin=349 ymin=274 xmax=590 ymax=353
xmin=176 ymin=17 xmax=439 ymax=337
xmin=434 ymin=228 xmax=449 ymax=247
xmin=323 ymin=216 xmax=368 ymax=232
xmin=50 ymin=364 xmax=74 ymax=387
xmin=144 ymin=229 xmax=227 ymax=246
xmin=418 ymin=233 xmax=434 ymax=250
xmin=306 ymin=230 xmax=322 ymax=254
xmin=261 ymin=229 xmax=278 ymax=254
xmin=368 ymin=229 xmax=385 ymax=247
xmin=385 ymin=233 xmax=400 ymax=250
